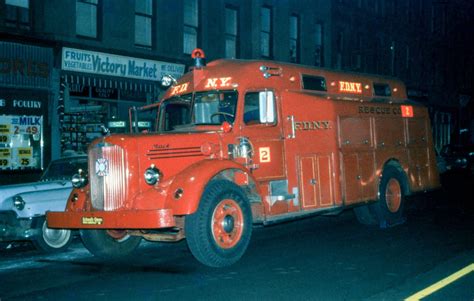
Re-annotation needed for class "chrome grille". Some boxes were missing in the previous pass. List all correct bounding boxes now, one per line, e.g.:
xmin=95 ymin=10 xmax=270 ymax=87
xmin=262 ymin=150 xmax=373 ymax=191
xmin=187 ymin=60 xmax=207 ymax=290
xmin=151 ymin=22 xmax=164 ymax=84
xmin=89 ymin=144 xmax=128 ymax=211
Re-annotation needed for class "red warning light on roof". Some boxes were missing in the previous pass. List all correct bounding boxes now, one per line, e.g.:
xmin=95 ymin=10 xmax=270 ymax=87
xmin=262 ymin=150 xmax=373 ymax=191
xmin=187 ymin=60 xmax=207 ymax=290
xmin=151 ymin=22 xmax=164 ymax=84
xmin=401 ymin=105 xmax=414 ymax=118
xmin=191 ymin=48 xmax=205 ymax=59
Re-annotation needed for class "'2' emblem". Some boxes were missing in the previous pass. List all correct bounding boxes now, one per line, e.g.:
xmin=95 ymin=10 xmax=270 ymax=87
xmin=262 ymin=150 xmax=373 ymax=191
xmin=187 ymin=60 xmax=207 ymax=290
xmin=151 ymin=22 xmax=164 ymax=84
xmin=259 ymin=147 xmax=271 ymax=163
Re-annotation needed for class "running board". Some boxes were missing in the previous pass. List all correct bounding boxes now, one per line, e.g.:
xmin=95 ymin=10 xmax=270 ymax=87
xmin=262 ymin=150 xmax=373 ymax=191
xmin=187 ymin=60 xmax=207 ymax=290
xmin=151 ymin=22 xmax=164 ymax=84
xmin=262 ymin=206 xmax=343 ymax=226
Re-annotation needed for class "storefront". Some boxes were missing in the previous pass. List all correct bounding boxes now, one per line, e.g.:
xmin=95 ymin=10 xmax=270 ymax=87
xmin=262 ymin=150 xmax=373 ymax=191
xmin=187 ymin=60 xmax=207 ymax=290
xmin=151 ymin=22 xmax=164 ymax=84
xmin=59 ymin=47 xmax=185 ymax=154
xmin=0 ymin=41 xmax=53 ymax=184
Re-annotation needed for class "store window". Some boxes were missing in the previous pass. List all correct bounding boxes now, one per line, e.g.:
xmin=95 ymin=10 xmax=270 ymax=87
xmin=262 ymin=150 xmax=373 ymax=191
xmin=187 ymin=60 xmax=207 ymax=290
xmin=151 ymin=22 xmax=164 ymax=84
xmin=76 ymin=0 xmax=99 ymax=38
xmin=314 ymin=23 xmax=323 ymax=66
xmin=5 ymin=0 xmax=30 ymax=30
xmin=289 ymin=14 xmax=299 ymax=63
xmin=260 ymin=6 xmax=272 ymax=58
xmin=135 ymin=0 xmax=153 ymax=48
xmin=183 ymin=0 xmax=199 ymax=54
xmin=225 ymin=6 xmax=238 ymax=58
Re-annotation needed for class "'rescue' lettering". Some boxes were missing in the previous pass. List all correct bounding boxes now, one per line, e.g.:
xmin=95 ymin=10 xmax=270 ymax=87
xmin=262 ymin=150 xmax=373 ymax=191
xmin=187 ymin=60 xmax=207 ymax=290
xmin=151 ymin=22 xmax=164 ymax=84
xmin=358 ymin=106 xmax=402 ymax=115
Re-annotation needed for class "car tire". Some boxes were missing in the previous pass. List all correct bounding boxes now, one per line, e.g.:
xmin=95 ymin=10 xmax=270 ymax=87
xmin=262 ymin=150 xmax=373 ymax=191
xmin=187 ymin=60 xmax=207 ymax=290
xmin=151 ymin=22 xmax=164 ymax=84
xmin=369 ymin=165 xmax=407 ymax=228
xmin=80 ymin=229 xmax=141 ymax=259
xmin=185 ymin=180 xmax=252 ymax=268
xmin=32 ymin=218 xmax=73 ymax=253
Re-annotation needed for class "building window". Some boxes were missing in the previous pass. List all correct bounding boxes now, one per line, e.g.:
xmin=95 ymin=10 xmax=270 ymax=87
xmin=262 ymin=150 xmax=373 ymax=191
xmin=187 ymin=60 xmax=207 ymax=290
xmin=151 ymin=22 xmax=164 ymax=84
xmin=289 ymin=14 xmax=299 ymax=63
xmin=225 ymin=6 xmax=238 ymax=58
xmin=335 ymin=31 xmax=344 ymax=69
xmin=5 ymin=0 xmax=30 ymax=30
xmin=135 ymin=0 xmax=153 ymax=48
xmin=314 ymin=23 xmax=323 ymax=66
xmin=183 ymin=0 xmax=199 ymax=54
xmin=76 ymin=0 xmax=99 ymax=38
xmin=431 ymin=2 xmax=447 ymax=36
xmin=260 ymin=6 xmax=272 ymax=58
xmin=405 ymin=45 xmax=410 ymax=70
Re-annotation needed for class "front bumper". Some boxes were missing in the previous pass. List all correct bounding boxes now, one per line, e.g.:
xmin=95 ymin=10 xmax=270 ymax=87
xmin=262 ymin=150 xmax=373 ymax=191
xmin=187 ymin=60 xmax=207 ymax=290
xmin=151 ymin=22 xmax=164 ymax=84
xmin=0 ymin=211 xmax=42 ymax=242
xmin=47 ymin=209 xmax=176 ymax=229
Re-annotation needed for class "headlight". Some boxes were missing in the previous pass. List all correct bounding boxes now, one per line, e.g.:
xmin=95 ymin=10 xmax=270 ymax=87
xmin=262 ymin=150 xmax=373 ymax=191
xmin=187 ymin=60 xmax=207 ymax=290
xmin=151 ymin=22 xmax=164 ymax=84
xmin=72 ymin=169 xmax=88 ymax=188
xmin=144 ymin=165 xmax=162 ymax=185
xmin=455 ymin=158 xmax=467 ymax=165
xmin=13 ymin=196 xmax=25 ymax=210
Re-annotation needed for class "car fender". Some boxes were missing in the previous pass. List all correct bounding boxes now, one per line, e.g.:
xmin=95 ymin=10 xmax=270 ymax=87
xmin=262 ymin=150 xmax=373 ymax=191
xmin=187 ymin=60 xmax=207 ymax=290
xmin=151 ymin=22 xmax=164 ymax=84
xmin=166 ymin=159 xmax=259 ymax=215
xmin=8 ymin=187 xmax=73 ymax=219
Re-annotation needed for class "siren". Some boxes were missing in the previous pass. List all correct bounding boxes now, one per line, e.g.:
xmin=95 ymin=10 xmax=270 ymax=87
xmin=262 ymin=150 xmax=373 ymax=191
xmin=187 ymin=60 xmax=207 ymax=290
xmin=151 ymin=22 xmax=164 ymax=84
xmin=191 ymin=48 xmax=206 ymax=69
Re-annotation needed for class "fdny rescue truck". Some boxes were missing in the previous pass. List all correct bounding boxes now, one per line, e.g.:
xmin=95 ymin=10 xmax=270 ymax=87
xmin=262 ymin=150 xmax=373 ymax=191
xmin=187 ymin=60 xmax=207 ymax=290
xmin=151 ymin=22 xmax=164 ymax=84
xmin=47 ymin=49 xmax=440 ymax=267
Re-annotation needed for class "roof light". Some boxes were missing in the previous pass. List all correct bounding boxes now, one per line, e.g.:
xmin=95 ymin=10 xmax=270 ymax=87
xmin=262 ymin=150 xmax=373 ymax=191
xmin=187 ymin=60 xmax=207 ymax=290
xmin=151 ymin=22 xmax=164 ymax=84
xmin=191 ymin=48 xmax=206 ymax=68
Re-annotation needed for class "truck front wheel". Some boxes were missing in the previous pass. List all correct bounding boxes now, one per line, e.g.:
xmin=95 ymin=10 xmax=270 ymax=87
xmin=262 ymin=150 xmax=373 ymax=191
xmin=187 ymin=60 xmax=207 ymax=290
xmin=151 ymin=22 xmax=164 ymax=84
xmin=185 ymin=180 xmax=252 ymax=268
xmin=80 ymin=229 xmax=141 ymax=259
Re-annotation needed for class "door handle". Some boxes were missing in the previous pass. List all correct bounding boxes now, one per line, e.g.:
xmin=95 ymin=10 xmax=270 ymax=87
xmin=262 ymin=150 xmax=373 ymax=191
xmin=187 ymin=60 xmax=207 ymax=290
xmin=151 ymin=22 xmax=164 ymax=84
xmin=287 ymin=115 xmax=296 ymax=139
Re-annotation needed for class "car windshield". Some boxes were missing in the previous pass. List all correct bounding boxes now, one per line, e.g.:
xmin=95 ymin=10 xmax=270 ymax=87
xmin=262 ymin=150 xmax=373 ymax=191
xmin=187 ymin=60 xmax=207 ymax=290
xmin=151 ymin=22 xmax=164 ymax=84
xmin=40 ymin=158 xmax=88 ymax=181
xmin=159 ymin=90 xmax=238 ymax=132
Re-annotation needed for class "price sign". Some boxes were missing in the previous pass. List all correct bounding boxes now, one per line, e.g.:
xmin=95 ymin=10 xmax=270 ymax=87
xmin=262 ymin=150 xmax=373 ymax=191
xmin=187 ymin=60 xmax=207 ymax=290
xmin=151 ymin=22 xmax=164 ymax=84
xmin=0 ymin=124 xmax=10 ymax=134
xmin=0 ymin=134 xmax=10 ymax=144
xmin=0 ymin=148 xmax=11 ymax=169
xmin=0 ymin=115 xmax=42 ymax=170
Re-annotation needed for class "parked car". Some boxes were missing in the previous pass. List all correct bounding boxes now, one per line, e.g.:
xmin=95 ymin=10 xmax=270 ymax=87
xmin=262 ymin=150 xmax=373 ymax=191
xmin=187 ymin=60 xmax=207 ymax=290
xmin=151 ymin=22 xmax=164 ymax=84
xmin=0 ymin=154 xmax=87 ymax=252
xmin=440 ymin=144 xmax=474 ymax=174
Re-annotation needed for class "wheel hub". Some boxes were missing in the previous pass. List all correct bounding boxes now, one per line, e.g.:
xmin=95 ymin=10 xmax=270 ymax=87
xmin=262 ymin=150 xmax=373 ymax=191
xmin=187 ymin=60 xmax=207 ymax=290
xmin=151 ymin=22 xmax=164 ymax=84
xmin=385 ymin=178 xmax=402 ymax=213
xmin=222 ymin=215 xmax=235 ymax=233
xmin=211 ymin=199 xmax=244 ymax=249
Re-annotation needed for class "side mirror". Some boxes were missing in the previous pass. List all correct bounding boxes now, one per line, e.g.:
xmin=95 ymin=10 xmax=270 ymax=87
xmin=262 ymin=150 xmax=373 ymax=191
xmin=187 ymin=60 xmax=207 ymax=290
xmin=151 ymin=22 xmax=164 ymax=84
xmin=259 ymin=91 xmax=275 ymax=123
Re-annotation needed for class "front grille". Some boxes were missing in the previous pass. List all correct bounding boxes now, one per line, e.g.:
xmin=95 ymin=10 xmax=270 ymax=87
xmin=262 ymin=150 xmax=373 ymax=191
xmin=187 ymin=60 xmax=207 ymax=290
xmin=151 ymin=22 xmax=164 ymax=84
xmin=89 ymin=144 xmax=128 ymax=211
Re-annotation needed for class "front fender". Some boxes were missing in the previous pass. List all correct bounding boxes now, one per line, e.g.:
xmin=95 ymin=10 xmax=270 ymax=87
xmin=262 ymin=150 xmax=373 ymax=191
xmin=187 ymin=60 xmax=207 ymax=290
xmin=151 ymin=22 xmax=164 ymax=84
xmin=166 ymin=159 xmax=259 ymax=215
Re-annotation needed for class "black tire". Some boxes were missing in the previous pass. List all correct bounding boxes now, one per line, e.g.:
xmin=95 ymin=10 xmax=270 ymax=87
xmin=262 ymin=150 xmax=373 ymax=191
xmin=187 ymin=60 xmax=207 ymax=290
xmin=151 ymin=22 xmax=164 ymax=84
xmin=370 ymin=166 xmax=407 ymax=228
xmin=32 ymin=218 xmax=72 ymax=253
xmin=80 ymin=229 xmax=141 ymax=259
xmin=353 ymin=205 xmax=378 ymax=225
xmin=185 ymin=180 xmax=252 ymax=268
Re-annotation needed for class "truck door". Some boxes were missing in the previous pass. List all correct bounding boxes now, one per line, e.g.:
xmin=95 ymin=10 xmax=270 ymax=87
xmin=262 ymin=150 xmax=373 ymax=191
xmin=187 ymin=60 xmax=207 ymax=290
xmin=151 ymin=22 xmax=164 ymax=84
xmin=239 ymin=91 xmax=285 ymax=182
xmin=279 ymin=91 xmax=337 ymax=211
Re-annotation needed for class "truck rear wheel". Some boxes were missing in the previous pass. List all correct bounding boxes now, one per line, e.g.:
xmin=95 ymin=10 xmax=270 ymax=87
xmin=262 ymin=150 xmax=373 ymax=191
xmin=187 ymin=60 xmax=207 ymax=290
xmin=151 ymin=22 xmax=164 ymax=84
xmin=80 ymin=229 xmax=141 ymax=259
xmin=185 ymin=180 xmax=252 ymax=268
xmin=370 ymin=166 xmax=407 ymax=228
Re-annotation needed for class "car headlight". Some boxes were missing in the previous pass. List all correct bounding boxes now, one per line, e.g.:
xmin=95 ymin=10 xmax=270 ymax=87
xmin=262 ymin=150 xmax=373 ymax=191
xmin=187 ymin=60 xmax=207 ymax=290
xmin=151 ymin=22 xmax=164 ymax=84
xmin=13 ymin=196 xmax=25 ymax=210
xmin=144 ymin=165 xmax=162 ymax=185
xmin=455 ymin=158 xmax=467 ymax=165
xmin=72 ymin=169 xmax=88 ymax=188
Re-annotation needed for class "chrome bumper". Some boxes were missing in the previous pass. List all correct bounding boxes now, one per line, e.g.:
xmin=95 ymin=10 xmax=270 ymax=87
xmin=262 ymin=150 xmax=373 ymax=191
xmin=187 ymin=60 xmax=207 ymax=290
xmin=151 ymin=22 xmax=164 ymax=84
xmin=0 ymin=211 xmax=42 ymax=241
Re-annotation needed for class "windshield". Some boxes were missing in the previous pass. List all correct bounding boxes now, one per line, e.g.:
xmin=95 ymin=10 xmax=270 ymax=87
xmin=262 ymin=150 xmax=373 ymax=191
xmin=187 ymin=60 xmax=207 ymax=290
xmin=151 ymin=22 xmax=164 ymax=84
xmin=160 ymin=90 xmax=238 ymax=132
xmin=40 ymin=157 xmax=88 ymax=181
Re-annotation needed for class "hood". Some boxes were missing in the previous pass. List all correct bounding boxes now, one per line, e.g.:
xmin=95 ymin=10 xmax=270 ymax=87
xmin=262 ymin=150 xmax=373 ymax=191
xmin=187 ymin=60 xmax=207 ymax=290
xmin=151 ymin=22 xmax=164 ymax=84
xmin=0 ymin=187 xmax=72 ymax=219
xmin=87 ymin=131 xmax=224 ymax=207
xmin=0 ymin=180 xmax=71 ymax=205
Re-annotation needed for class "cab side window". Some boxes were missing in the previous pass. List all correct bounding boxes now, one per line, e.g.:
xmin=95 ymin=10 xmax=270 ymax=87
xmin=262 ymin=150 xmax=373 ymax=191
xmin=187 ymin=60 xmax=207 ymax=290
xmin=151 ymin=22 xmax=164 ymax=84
xmin=244 ymin=92 xmax=260 ymax=125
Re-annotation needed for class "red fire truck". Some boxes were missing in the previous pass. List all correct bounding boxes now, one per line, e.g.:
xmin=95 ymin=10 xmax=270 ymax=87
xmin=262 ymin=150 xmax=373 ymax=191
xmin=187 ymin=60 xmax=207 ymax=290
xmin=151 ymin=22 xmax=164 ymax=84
xmin=47 ymin=49 xmax=440 ymax=267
